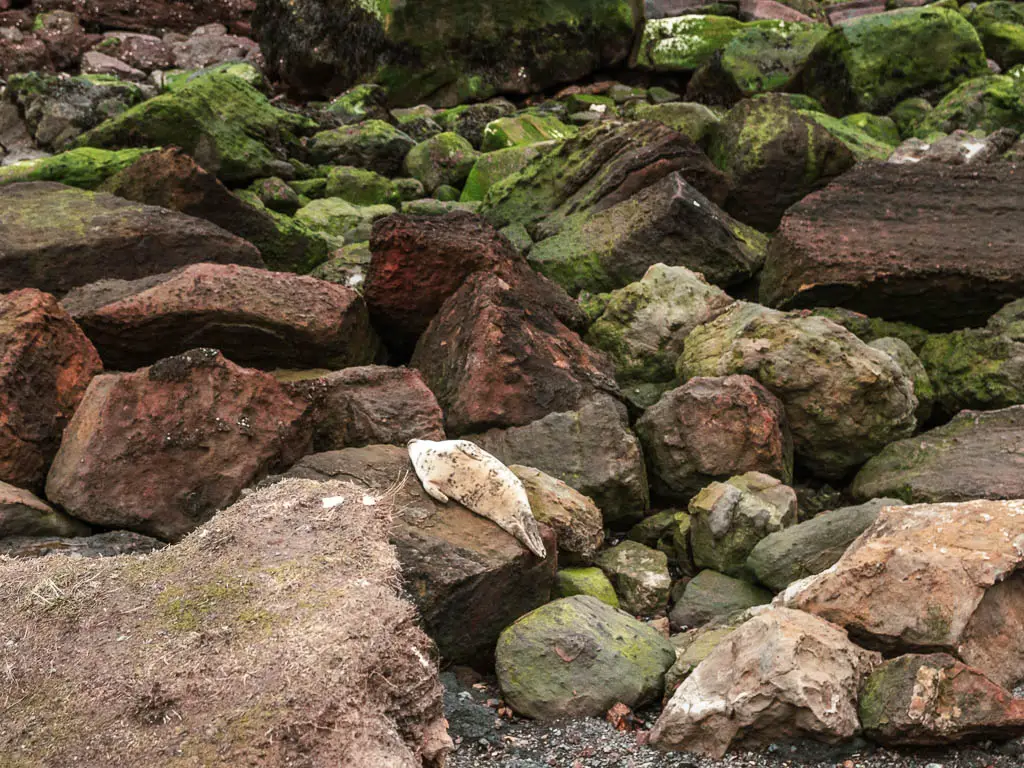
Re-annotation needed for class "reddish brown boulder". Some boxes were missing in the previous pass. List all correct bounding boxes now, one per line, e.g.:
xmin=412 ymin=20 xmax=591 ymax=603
xmin=0 ymin=27 xmax=50 ymax=76
xmin=30 ymin=0 xmax=255 ymax=35
xmin=636 ymin=375 xmax=792 ymax=502
xmin=411 ymin=272 xmax=618 ymax=435
xmin=761 ymin=163 xmax=1024 ymax=331
xmin=45 ymin=348 xmax=311 ymax=541
xmin=61 ymin=263 xmax=381 ymax=371
xmin=33 ymin=9 xmax=97 ymax=70
xmin=0 ymin=289 xmax=102 ymax=490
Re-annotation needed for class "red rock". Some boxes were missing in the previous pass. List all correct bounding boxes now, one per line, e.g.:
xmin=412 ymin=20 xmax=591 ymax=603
xmin=29 ymin=0 xmax=255 ymax=35
xmin=0 ymin=28 xmax=50 ymax=76
xmin=739 ymin=0 xmax=817 ymax=21
xmin=33 ymin=10 xmax=98 ymax=70
xmin=61 ymin=263 xmax=381 ymax=371
xmin=0 ymin=289 xmax=102 ymax=490
xmin=411 ymin=272 xmax=618 ymax=435
xmin=45 ymin=348 xmax=311 ymax=541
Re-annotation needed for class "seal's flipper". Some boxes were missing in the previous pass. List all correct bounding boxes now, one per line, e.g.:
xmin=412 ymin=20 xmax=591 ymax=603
xmin=421 ymin=480 xmax=450 ymax=504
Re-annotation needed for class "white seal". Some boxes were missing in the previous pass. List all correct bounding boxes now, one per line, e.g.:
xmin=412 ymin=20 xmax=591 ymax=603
xmin=408 ymin=439 xmax=546 ymax=558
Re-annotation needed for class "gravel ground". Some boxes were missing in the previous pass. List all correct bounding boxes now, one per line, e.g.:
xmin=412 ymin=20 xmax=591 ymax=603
xmin=444 ymin=674 xmax=1024 ymax=768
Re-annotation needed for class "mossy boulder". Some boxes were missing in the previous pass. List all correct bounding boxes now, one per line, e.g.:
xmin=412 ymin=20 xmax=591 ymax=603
xmin=812 ymin=307 xmax=930 ymax=353
xmin=969 ymin=1 xmax=1024 ymax=70
xmin=323 ymin=83 xmax=389 ymax=125
xmin=403 ymin=132 xmax=480 ymax=193
xmin=495 ymin=595 xmax=676 ymax=719
xmin=800 ymin=110 xmax=896 ymax=159
xmin=841 ymin=113 xmax=901 ymax=146
xmin=634 ymin=14 xmax=747 ymax=71
xmin=480 ymin=114 xmax=577 ymax=152
xmin=249 ymin=176 xmax=301 ymax=214
xmin=669 ymin=569 xmax=772 ymax=628
xmin=295 ymin=198 xmax=397 ymax=244
xmin=594 ymin=540 xmax=672 ymax=615
xmin=914 ymin=74 xmax=1024 ymax=137
xmin=888 ymin=97 xmax=934 ymax=138
xmin=324 ymin=165 xmax=395 ymax=206
xmin=435 ymin=100 xmax=517 ymax=148
xmin=623 ymin=101 xmax=721 ymax=144
xmin=918 ymin=327 xmax=1024 ymax=416
xmin=869 ymin=337 xmax=935 ymax=424
xmin=801 ymin=6 xmax=988 ymax=115
xmin=555 ymin=567 xmax=620 ymax=607
xmin=307 ymin=120 xmax=415 ymax=175
xmin=460 ymin=143 xmax=550 ymax=202
xmin=391 ymin=105 xmax=443 ymax=142
xmin=75 ymin=73 xmax=313 ymax=186
xmin=0 ymin=147 xmax=154 ymax=189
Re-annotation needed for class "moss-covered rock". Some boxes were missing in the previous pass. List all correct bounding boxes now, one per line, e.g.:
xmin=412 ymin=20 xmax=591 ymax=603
xmin=309 ymin=242 xmax=373 ymax=291
xmin=164 ymin=62 xmax=269 ymax=94
xmin=812 ymin=307 xmax=930 ymax=352
xmin=555 ymin=567 xmax=620 ymax=607
xmin=390 ymin=105 xmax=443 ymax=142
xmin=669 ymin=569 xmax=772 ymax=627
xmin=403 ymin=132 xmax=480 ymax=193
xmin=868 ymin=337 xmax=935 ymax=424
xmin=622 ymin=101 xmax=721 ymax=144
xmin=888 ymin=96 xmax=934 ymax=138
xmin=435 ymin=100 xmax=517 ymax=148
xmin=800 ymin=109 xmax=897 ymax=159
xmin=969 ymin=1 xmax=1024 ymax=70
xmin=914 ymin=74 xmax=1024 ymax=136
xmin=324 ymin=165 xmax=395 ymax=206
xmin=323 ymin=83 xmax=389 ymax=124
xmin=307 ymin=119 xmax=415 ymax=175
xmin=460 ymin=143 xmax=550 ymax=202
xmin=634 ymin=14 xmax=747 ymax=71
xmin=75 ymin=73 xmax=313 ymax=186
xmin=801 ymin=6 xmax=988 ymax=115
xmin=594 ymin=540 xmax=672 ymax=615
xmin=918 ymin=327 xmax=1024 ymax=416
xmin=249 ymin=176 xmax=300 ymax=214
xmin=0 ymin=147 xmax=153 ymax=189
xmin=480 ymin=114 xmax=577 ymax=152
xmin=295 ymin=197 xmax=396 ymax=245
xmin=841 ymin=112 xmax=901 ymax=146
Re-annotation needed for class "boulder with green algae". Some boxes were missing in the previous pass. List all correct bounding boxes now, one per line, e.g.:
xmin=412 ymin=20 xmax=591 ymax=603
xmin=585 ymin=263 xmax=734 ymax=385
xmin=622 ymin=101 xmax=721 ymax=144
xmin=969 ymin=1 xmax=1024 ymax=70
xmin=250 ymin=176 xmax=300 ymax=214
xmin=0 ymin=147 xmax=154 ymax=189
xmin=555 ymin=567 xmax=620 ymax=607
xmin=914 ymin=74 xmax=1024 ymax=137
xmin=391 ymin=105 xmax=443 ymax=142
xmin=594 ymin=540 xmax=672 ymax=615
xmin=324 ymin=84 xmax=389 ymax=125
xmin=460 ymin=143 xmax=551 ymax=202
xmin=869 ymin=337 xmax=934 ymax=424
xmin=679 ymin=302 xmax=918 ymax=479
xmin=496 ymin=595 xmax=675 ymax=719
xmin=324 ymin=166 xmax=395 ymax=206
xmin=310 ymin=242 xmax=372 ymax=291
xmin=801 ymin=6 xmax=988 ymax=116
xmin=918 ymin=327 xmax=1024 ymax=416
xmin=841 ymin=113 xmax=901 ymax=146
xmin=75 ymin=74 xmax=313 ymax=186
xmin=480 ymin=114 xmax=577 ymax=152
xmin=812 ymin=308 xmax=930 ymax=353
xmin=633 ymin=15 xmax=747 ymax=71
xmin=800 ymin=110 xmax=896 ymax=160
xmin=510 ymin=465 xmax=604 ymax=564
xmin=628 ymin=510 xmax=693 ymax=565
xmin=435 ymin=100 xmax=517 ymax=148
xmin=889 ymin=97 xmax=934 ymax=138
xmin=295 ymin=198 xmax=396 ymax=244
xmin=669 ymin=569 xmax=772 ymax=628
xmin=307 ymin=119 xmax=416 ymax=175
xmin=404 ymin=132 xmax=480 ymax=193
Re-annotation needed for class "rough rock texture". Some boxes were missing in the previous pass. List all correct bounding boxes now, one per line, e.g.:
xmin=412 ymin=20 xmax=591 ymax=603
xmin=0 ymin=288 xmax=102 ymax=490
xmin=780 ymin=499 xmax=1024 ymax=689
xmin=0 ymin=479 xmax=451 ymax=768
xmin=285 ymin=445 xmax=556 ymax=666
xmin=410 ymin=272 xmax=617 ymax=435
xmin=669 ymin=569 xmax=772 ymax=628
xmin=761 ymin=163 xmax=1024 ymax=331
xmin=0 ymin=529 xmax=164 ymax=559
xmin=307 ymin=120 xmax=416 ymax=175
xmin=555 ymin=566 xmax=620 ymax=607
xmin=747 ymin=498 xmax=904 ymax=591
xmin=0 ymin=182 xmax=264 ymax=297
xmin=0 ymin=480 xmax=90 ymax=538
xmin=594 ymin=540 xmax=672 ymax=615
xmin=868 ymin=336 xmax=934 ymax=425
xmin=510 ymin=465 xmax=604 ymax=564
xmin=62 ymin=264 xmax=380 ymax=371
xmin=859 ymin=654 xmax=1024 ymax=746
xmin=636 ymin=375 xmax=792 ymax=502
xmin=679 ymin=302 xmax=918 ymax=479
xmin=851 ymin=406 xmax=1024 ymax=504
xmin=495 ymin=595 xmax=676 ymax=719
xmin=45 ymin=349 xmax=311 ymax=542
xmin=650 ymin=608 xmax=881 ymax=757
xmin=30 ymin=0 xmax=255 ymax=34
xmin=468 ymin=394 xmax=649 ymax=527
xmin=914 ymin=74 xmax=1024 ymax=138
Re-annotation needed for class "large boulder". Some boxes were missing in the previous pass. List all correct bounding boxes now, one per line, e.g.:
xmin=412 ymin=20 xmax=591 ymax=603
xmin=253 ymin=0 xmax=639 ymax=106
xmin=800 ymin=6 xmax=989 ymax=115
xmin=0 ymin=478 xmax=452 ymax=767
xmin=914 ymin=74 xmax=1024 ymax=138
xmin=403 ymin=132 xmax=479 ymax=193
xmin=0 ymin=147 xmax=154 ymax=191
xmin=780 ymin=499 xmax=1024 ymax=689
xmin=45 ymin=349 xmax=311 ymax=542
xmin=650 ymin=608 xmax=881 ymax=757
xmin=306 ymin=120 xmax=416 ymax=175
xmin=852 ymin=406 xmax=1024 ymax=504
xmin=0 ymin=288 xmax=102 ymax=490
xmin=636 ymin=375 xmax=792 ymax=502
xmin=761 ymin=163 xmax=1024 ymax=331
xmin=468 ymin=394 xmax=649 ymax=527
xmin=969 ymin=2 xmax=1024 ymax=70
xmin=61 ymin=264 xmax=380 ymax=371
xmin=0 ymin=183 xmax=263 ymax=297
xmin=410 ymin=272 xmax=617 ymax=434
xmin=285 ymin=445 xmax=556 ymax=666
xmin=679 ymin=302 xmax=918 ymax=479
xmin=495 ymin=595 xmax=676 ymax=719
xmin=0 ymin=480 xmax=90 ymax=538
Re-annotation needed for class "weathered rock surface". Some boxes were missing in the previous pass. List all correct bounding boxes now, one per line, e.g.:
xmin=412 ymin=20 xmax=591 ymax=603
xmin=45 ymin=349 xmax=311 ymax=542
xmin=0 ymin=479 xmax=452 ymax=767
xmin=0 ymin=529 xmax=163 ymax=559
xmin=780 ymin=499 xmax=1024 ymax=689
xmin=555 ymin=566 xmax=620 ymax=607
xmin=0 ymin=480 xmax=89 ymax=538
xmin=307 ymin=120 xmax=415 ymax=175
xmin=679 ymin=302 xmax=918 ymax=479
xmin=495 ymin=595 xmax=676 ymax=719
xmin=62 ymin=263 xmax=380 ymax=371
xmin=30 ymin=0 xmax=255 ymax=35
xmin=761 ymin=162 xmax=1024 ymax=331
xmin=510 ymin=465 xmax=604 ymax=564
xmin=669 ymin=569 xmax=772 ymax=628
xmin=851 ymin=406 xmax=1024 ymax=504
xmin=868 ymin=336 xmax=934 ymax=425
xmin=468 ymin=394 xmax=649 ymax=527
xmin=0 ymin=182 xmax=263 ymax=297
xmin=285 ymin=445 xmax=556 ymax=666
xmin=594 ymin=540 xmax=671 ymax=615
xmin=650 ymin=608 xmax=881 ymax=757
xmin=637 ymin=375 xmax=792 ymax=502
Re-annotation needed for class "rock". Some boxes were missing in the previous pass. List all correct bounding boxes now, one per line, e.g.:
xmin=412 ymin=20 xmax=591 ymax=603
xmin=285 ymin=445 xmax=556 ymax=665
xmin=633 ymin=15 xmax=748 ymax=72
xmin=868 ymin=337 xmax=934 ymax=423
xmin=436 ymin=100 xmax=517 ymax=148
xmin=460 ymin=143 xmax=550 ymax=203
xmin=0 ymin=529 xmax=164 ymax=558
xmin=480 ymin=114 xmax=576 ymax=152
xmin=80 ymin=50 xmax=146 ymax=80
xmin=46 ymin=349 xmax=311 ymax=542
xmin=628 ymin=509 xmax=693 ymax=567
xmin=32 ymin=10 xmax=95 ymax=70
xmin=495 ymin=595 xmax=676 ymax=719
xmin=746 ymin=498 xmax=903 ymax=591
xmin=308 ymin=120 xmax=414 ymax=176
xmin=780 ymin=498 xmax=1024 ymax=689
xmin=859 ymin=653 xmax=1024 ymax=746
xmin=250 ymin=176 xmax=300 ymax=214
xmin=636 ymin=376 xmax=792 ymax=503
xmin=851 ymin=406 xmax=1024 ymax=504
xmin=323 ymin=165 xmax=394 ymax=206
xmin=679 ymin=302 xmax=918 ymax=479
xmin=254 ymin=0 xmax=638 ymax=106
xmin=62 ymin=263 xmax=380 ymax=371
xmin=77 ymin=73 xmax=311 ymax=185
xmin=510 ymin=465 xmax=604 ymax=564
xmin=623 ymin=101 xmax=721 ymax=144
xmin=30 ymin=0 xmax=255 ymax=35
xmin=889 ymin=96 xmax=934 ymax=138
xmin=670 ymin=569 xmax=772 ymax=628
xmin=801 ymin=6 xmax=989 ymax=115
xmin=170 ymin=29 xmax=260 ymax=70
xmin=0 ymin=147 xmax=155 ymax=190
xmin=842 ymin=112 xmax=901 ymax=146
xmin=708 ymin=95 xmax=857 ymax=230
xmin=555 ymin=567 xmax=620 ymax=607
xmin=914 ymin=74 xmax=1024 ymax=137
xmin=0 ymin=288 xmax=102 ymax=490
xmin=812 ymin=306 xmax=930 ymax=353
xmin=585 ymin=264 xmax=735 ymax=385
xmin=0 ymin=478 xmax=451 ymax=767
xmin=688 ymin=472 xmax=797 ymax=580
xmin=410 ymin=272 xmax=617 ymax=434
xmin=662 ymin=624 xmax=738 ymax=703
xmin=294 ymin=198 xmax=396 ymax=244
xmin=891 ymin=128 xmax=1019 ymax=166
xmin=594 ymin=541 xmax=672 ymax=615
xmin=93 ymin=31 xmax=174 ymax=71
xmin=969 ymin=2 xmax=1024 ymax=70
xmin=0 ymin=26 xmax=50 ymax=77
xmin=799 ymin=108 xmax=897 ymax=162
xmin=650 ymin=608 xmax=881 ymax=757
xmin=0 ymin=480 xmax=90 ymax=538
xmin=468 ymin=394 xmax=649 ymax=527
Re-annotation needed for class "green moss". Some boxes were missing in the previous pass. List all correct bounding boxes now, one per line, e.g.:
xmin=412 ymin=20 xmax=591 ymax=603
xmin=969 ymin=1 xmax=1024 ymax=69
xmin=800 ymin=110 xmax=895 ymax=160
xmin=623 ymin=101 xmax=721 ymax=143
xmin=635 ymin=15 xmax=746 ymax=71
xmin=480 ymin=114 xmax=577 ymax=152
xmin=841 ymin=112 xmax=901 ymax=146
xmin=918 ymin=329 xmax=1024 ymax=413
xmin=156 ymin=578 xmax=257 ymax=633
xmin=888 ymin=96 xmax=934 ymax=138
xmin=403 ymin=131 xmax=479 ymax=192
xmin=717 ymin=21 xmax=830 ymax=97
xmin=555 ymin=567 xmax=620 ymax=607
xmin=460 ymin=143 xmax=547 ymax=202
xmin=324 ymin=165 xmax=395 ymax=205
xmin=915 ymin=74 xmax=1024 ymax=136
xmin=0 ymin=147 xmax=154 ymax=190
